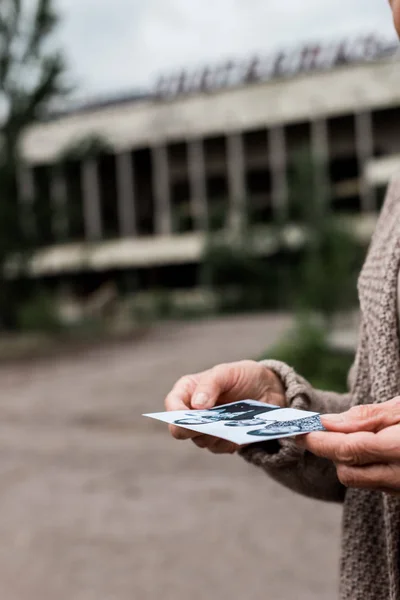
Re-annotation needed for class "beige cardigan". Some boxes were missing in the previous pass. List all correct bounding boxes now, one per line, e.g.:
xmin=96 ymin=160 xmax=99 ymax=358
xmin=240 ymin=177 xmax=400 ymax=600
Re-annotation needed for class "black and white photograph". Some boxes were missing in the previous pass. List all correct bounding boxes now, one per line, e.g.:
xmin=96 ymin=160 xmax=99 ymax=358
xmin=246 ymin=414 xmax=325 ymax=438
xmin=144 ymin=401 xmax=325 ymax=445
xmin=173 ymin=401 xmax=280 ymax=427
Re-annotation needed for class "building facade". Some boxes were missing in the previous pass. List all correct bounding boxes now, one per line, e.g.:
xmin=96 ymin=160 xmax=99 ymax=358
xmin=18 ymin=37 xmax=400 ymax=278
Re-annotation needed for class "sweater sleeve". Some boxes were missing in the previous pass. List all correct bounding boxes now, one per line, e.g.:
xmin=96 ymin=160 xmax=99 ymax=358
xmin=239 ymin=359 xmax=354 ymax=504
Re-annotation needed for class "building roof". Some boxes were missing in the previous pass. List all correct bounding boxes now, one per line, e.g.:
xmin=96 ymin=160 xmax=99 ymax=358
xmin=21 ymin=47 xmax=400 ymax=166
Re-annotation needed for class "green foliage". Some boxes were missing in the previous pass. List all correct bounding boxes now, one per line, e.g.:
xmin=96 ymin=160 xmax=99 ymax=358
xmin=202 ymin=240 xmax=296 ymax=313
xmin=131 ymin=289 xmax=174 ymax=323
xmin=202 ymin=241 xmax=262 ymax=289
xmin=207 ymin=199 xmax=229 ymax=232
xmin=130 ymin=289 xmax=216 ymax=323
xmin=297 ymin=223 xmax=363 ymax=322
xmin=17 ymin=292 xmax=64 ymax=334
xmin=261 ymin=317 xmax=353 ymax=393
xmin=57 ymin=135 xmax=113 ymax=162
xmin=288 ymin=148 xmax=328 ymax=225
xmin=288 ymin=148 xmax=364 ymax=325
xmin=257 ymin=150 xmax=361 ymax=392
xmin=0 ymin=0 xmax=67 ymax=137
xmin=0 ymin=0 xmax=67 ymax=329
xmin=171 ymin=203 xmax=193 ymax=234
xmin=200 ymin=148 xmax=363 ymax=319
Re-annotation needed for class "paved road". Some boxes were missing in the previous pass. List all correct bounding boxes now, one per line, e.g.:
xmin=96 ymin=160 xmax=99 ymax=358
xmin=0 ymin=314 xmax=341 ymax=600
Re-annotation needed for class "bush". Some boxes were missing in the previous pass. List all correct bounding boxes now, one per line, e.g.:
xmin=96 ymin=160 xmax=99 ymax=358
xmin=130 ymin=289 xmax=179 ymax=323
xmin=131 ymin=289 xmax=216 ymax=322
xmin=200 ymin=240 xmax=293 ymax=313
xmin=296 ymin=223 xmax=364 ymax=326
xmin=260 ymin=317 xmax=353 ymax=392
xmin=17 ymin=293 xmax=64 ymax=334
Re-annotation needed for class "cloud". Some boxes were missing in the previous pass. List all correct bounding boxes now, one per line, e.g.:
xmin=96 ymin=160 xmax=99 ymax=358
xmin=54 ymin=0 xmax=396 ymax=98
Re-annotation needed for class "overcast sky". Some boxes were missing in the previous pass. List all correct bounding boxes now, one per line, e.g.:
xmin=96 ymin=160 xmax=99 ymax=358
xmin=55 ymin=0 xmax=397 ymax=99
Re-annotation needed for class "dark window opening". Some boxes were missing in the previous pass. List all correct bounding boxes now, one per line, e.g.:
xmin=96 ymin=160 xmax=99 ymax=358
xmin=330 ymin=156 xmax=359 ymax=183
xmin=168 ymin=141 xmax=188 ymax=172
xmin=327 ymin=115 xmax=356 ymax=159
xmin=246 ymin=169 xmax=273 ymax=224
xmin=329 ymin=156 xmax=360 ymax=213
xmin=332 ymin=194 xmax=361 ymax=213
xmin=33 ymin=165 xmax=53 ymax=246
xmin=204 ymin=136 xmax=227 ymax=175
xmin=243 ymin=129 xmax=268 ymax=168
xmin=64 ymin=161 xmax=85 ymax=241
xmin=139 ymin=263 xmax=199 ymax=290
xmin=286 ymin=122 xmax=311 ymax=163
xmin=98 ymin=154 xmax=119 ymax=238
xmin=372 ymin=107 xmax=400 ymax=155
xmin=134 ymin=148 xmax=155 ymax=236
xmin=207 ymin=175 xmax=229 ymax=231
xmin=171 ymin=180 xmax=194 ymax=233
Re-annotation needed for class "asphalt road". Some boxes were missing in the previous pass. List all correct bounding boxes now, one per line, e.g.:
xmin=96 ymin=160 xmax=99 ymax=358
xmin=0 ymin=314 xmax=342 ymax=600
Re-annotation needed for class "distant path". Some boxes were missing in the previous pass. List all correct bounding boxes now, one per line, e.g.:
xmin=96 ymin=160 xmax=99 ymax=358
xmin=0 ymin=313 xmax=341 ymax=600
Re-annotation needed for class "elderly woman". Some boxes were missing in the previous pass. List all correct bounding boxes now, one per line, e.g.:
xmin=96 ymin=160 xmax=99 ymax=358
xmin=165 ymin=3 xmax=400 ymax=600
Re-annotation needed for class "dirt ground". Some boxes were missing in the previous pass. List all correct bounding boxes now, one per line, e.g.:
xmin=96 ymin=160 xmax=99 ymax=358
xmin=0 ymin=314 xmax=342 ymax=600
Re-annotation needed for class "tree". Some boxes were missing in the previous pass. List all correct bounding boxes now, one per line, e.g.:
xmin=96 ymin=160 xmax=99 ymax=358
xmin=288 ymin=148 xmax=364 ymax=328
xmin=0 ymin=0 xmax=67 ymax=328
xmin=259 ymin=150 xmax=363 ymax=393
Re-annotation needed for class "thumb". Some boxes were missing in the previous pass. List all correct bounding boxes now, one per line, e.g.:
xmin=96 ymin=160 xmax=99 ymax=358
xmin=322 ymin=397 xmax=400 ymax=433
xmin=191 ymin=366 xmax=233 ymax=409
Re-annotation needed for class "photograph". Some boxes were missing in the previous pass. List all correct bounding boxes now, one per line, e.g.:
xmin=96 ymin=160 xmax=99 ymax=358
xmin=246 ymin=415 xmax=325 ymax=438
xmin=145 ymin=402 xmax=324 ymax=446
xmin=173 ymin=400 xmax=280 ymax=427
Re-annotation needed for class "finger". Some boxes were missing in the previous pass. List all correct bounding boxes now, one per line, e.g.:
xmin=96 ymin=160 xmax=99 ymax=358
xmin=165 ymin=375 xmax=198 ymax=411
xmin=192 ymin=435 xmax=237 ymax=454
xmin=321 ymin=398 xmax=400 ymax=433
xmin=191 ymin=364 xmax=235 ymax=409
xmin=207 ymin=438 xmax=238 ymax=454
xmin=192 ymin=435 xmax=213 ymax=449
xmin=168 ymin=423 xmax=203 ymax=441
xmin=300 ymin=431 xmax=387 ymax=465
xmin=336 ymin=463 xmax=400 ymax=492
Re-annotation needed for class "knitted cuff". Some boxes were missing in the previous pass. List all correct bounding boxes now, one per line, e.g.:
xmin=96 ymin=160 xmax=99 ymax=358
xmin=239 ymin=360 xmax=313 ymax=468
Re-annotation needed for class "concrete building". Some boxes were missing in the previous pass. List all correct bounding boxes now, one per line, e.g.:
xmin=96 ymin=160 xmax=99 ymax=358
xmin=17 ymin=36 xmax=400 ymax=281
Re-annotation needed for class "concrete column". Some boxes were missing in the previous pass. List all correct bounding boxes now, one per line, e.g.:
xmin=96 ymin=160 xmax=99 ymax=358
xmin=50 ymin=166 xmax=69 ymax=241
xmin=268 ymin=126 xmax=288 ymax=222
xmin=355 ymin=111 xmax=376 ymax=213
xmin=82 ymin=159 xmax=102 ymax=241
xmin=17 ymin=165 xmax=36 ymax=239
xmin=152 ymin=145 xmax=172 ymax=235
xmin=227 ymin=132 xmax=246 ymax=234
xmin=188 ymin=138 xmax=208 ymax=231
xmin=311 ymin=119 xmax=330 ymax=206
xmin=116 ymin=151 xmax=137 ymax=237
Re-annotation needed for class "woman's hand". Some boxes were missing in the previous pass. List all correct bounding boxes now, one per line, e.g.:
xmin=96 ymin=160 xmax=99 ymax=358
xmin=165 ymin=360 xmax=285 ymax=454
xmin=299 ymin=398 xmax=400 ymax=495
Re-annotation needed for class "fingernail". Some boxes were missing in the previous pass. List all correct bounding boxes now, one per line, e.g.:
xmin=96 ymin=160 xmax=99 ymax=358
xmin=193 ymin=393 xmax=209 ymax=408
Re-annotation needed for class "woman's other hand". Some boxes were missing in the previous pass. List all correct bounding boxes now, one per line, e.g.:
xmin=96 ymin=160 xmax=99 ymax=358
xmin=299 ymin=398 xmax=400 ymax=495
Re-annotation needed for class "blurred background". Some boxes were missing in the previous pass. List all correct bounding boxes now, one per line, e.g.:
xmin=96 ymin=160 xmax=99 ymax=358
xmin=0 ymin=0 xmax=398 ymax=598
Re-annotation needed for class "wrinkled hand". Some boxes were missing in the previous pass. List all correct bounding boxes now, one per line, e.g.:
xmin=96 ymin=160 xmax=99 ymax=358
xmin=165 ymin=360 xmax=285 ymax=454
xmin=299 ymin=398 xmax=400 ymax=495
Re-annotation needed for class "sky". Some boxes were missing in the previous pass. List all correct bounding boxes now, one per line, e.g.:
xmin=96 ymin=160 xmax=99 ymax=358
xmin=55 ymin=0 xmax=397 ymax=100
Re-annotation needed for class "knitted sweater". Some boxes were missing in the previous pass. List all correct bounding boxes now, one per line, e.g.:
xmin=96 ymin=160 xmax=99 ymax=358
xmin=240 ymin=177 xmax=400 ymax=600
